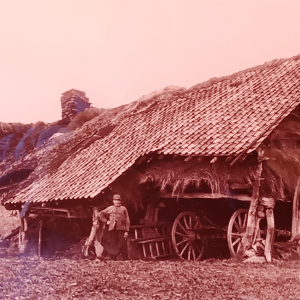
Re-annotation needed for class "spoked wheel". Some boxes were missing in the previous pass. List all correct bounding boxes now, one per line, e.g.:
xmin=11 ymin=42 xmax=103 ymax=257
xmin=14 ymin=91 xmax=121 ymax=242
xmin=227 ymin=208 xmax=267 ymax=258
xmin=171 ymin=211 xmax=205 ymax=261
xmin=227 ymin=208 xmax=248 ymax=258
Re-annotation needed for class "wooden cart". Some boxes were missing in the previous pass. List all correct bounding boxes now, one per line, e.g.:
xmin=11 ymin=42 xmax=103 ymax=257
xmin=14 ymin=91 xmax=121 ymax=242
xmin=171 ymin=208 xmax=266 ymax=261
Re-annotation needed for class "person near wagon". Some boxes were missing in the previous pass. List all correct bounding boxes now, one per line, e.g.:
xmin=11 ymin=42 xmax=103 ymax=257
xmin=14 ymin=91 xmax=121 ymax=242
xmin=98 ymin=194 xmax=130 ymax=260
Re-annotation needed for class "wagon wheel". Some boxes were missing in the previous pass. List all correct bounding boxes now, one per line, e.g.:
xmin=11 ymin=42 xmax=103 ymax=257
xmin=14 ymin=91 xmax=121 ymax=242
xmin=227 ymin=208 xmax=248 ymax=258
xmin=171 ymin=212 xmax=205 ymax=261
xmin=227 ymin=208 xmax=267 ymax=258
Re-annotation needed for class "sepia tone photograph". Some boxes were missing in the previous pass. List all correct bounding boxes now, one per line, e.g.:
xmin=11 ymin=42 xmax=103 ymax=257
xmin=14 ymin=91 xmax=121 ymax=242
xmin=1 ymin=1 xmax=300 ymax=299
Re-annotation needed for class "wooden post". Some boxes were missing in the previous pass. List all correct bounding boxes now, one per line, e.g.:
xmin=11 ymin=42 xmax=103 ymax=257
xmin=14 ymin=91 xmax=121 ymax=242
xmin=264 ymin=208 xmax=275 ymax=262
xmin=237 ymin=155 xmax=263 ymax=258
xmin=291 ymin=177 xmax=300 ymax=240
xmin=18 ymin=212 xmax=22 ymax=247
xmin=19 ymin=216 xmax=28 ymax=254
xmin=38 ymin=220 xmax=43 ymax=258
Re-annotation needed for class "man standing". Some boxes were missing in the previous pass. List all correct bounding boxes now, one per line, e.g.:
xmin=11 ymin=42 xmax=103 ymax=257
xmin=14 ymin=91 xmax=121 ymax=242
xmin=98 ymin=194 xmax=130 ymax=259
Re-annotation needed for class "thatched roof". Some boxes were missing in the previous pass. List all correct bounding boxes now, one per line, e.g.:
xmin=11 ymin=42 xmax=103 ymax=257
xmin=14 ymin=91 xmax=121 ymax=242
xmin=5 ymin=52 xmax=300 ymax=206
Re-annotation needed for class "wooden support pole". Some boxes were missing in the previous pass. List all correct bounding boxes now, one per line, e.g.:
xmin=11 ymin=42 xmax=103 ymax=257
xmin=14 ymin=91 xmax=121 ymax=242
xmin=18 ymin=212 xmax=23 ymax=247
xmin=19 ymin=216 xmax=28 ymax=254
xmin=264 ymin=208 xmax=275 ymax=262
xmin=38 ymin=220 xmax=43 ymax=258
xmin=237 ymin=158 xmax=263 ymax=258
xmin=24 ymin=217 xmax=28 ymax=232
xmin=18 ymin=225 xmax=23 ymax=250
xmin=291 ymin=177 xmax=300 ymax=240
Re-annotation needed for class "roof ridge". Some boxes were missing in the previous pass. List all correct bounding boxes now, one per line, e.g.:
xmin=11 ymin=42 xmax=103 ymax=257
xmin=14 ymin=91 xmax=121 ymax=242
xmin=188 ymin=52 xmax=300 ymax=92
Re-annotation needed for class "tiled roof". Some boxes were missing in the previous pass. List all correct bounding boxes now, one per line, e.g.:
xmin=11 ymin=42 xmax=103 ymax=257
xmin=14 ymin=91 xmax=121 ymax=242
xmin=8 ymin=54 xmax=300 ymax=204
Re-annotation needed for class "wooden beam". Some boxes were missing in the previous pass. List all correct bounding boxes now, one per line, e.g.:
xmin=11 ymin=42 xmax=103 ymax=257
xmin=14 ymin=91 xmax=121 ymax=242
xmin=160 ymin=192 xmax=252 ymax=202
xmin=237 ymin=158 xmax=263 ymax=258
xmin=291 ymin=177 xmax=300 ymax=240
xmin=18 ymin=215 xmax=28 ymax=254
xmin=264 ymin=208 xmax=275 ymax=262
xmin=38 ymin=220 xmax=43 ymax=258
xmin=29 ymin=207 xmax=90 ymax=219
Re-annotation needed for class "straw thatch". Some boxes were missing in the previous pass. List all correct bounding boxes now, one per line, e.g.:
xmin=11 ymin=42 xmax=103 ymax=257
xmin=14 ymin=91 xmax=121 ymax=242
xmin=139 ymin=157 xmax=254 ymax=196
xmin=265 ymin=118 xmax=300 ymax=192
xmin=138 ymin=153 xmax=290 ymax=203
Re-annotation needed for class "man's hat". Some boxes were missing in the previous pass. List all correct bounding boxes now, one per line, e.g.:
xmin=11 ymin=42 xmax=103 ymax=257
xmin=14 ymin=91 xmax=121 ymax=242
xmin=113 ymin=194 xmax=121 ymax=200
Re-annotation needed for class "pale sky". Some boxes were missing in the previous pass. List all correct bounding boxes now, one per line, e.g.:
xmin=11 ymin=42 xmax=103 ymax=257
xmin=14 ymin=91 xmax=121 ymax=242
xmin=1 ymin=0 xmax=300 ymax=124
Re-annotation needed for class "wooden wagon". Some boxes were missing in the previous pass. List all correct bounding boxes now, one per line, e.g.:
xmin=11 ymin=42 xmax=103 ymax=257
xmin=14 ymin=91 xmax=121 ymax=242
xmin=128 ymin=192 xmax=274 ymax=261
xmin=171 ymin=208 xmax=266 ymax=261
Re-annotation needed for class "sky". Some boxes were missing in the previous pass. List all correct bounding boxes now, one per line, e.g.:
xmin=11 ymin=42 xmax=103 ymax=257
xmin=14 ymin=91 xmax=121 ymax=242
xmin=0 ymin=0 xmax=300 ymax=124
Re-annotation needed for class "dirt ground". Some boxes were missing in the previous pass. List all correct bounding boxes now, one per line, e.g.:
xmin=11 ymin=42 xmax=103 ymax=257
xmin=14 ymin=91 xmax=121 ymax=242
xmin=0 ymin=256 xmax=299 ymax=300
xmin=1 ymin=216 xmax=300 ymax=299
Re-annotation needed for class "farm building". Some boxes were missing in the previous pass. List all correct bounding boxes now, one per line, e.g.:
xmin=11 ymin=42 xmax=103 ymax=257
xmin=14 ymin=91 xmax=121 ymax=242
xmin=2 ymin=53 xmax=300 ymax=261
